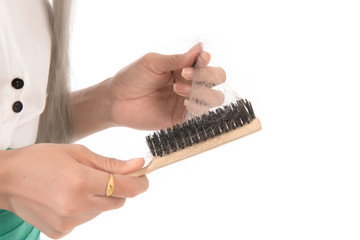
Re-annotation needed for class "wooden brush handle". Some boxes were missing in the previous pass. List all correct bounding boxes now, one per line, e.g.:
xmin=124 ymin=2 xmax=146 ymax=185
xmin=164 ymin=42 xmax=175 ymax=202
xmin=127 ymin=118 xmax=262 ymax=177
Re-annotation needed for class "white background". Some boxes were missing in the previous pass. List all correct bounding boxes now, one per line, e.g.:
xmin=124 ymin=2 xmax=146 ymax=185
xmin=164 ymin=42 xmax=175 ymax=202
xmin=43 ymin=0 xmax=360 ymax=239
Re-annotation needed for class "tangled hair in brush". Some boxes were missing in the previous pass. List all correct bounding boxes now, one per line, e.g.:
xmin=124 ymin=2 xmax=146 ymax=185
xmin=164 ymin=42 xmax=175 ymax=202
xmin=36 ymin=0 xmax=73 ymax=144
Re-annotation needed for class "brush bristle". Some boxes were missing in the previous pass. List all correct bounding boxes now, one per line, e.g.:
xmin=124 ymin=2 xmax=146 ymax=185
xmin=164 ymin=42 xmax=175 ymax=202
xmin=146 ymin=98 xmax=256 ymax=157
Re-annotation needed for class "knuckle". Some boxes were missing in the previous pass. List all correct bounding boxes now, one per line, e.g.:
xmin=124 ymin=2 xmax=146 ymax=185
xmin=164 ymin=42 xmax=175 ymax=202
xmin=104 ymin=157 xmax=118 ymax=171
xmin=142 ymin=52 xmax=155 ymax=62
xmin=142 ymin=52 xmax=157 ymax=70
xmin=55 ymin=184 xmax=85 ymax=217
xmin=75 ymin=144 xmax=88 ymax=152
xmin=126 ymin=181 xmax=140 ymax=198
xmin=67 ymin=173 xmax=87 ymax=193
xmin=56 ymin=200 xmax=76 ymax=217
xmin=47 ymin=230 xmax=67 ymax=239
xmin=171 ymin=54 xmax=180 ymax=64
xmin=126 ymin=177 xmax=149 ymax=198
xmin=170 ymin=54 xmax=182 ymax=69
xmin=143 ymin=52 xmax=154 ymax=59
xmin=52 ymin=218 xmax=74 ymax=235
xmin=116 ymin=198 xmax=126 ymax=208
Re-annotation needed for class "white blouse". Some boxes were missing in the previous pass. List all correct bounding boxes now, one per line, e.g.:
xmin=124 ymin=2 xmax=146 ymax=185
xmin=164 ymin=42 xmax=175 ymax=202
xmin=0 ymin=0 xmax=52 ymax=150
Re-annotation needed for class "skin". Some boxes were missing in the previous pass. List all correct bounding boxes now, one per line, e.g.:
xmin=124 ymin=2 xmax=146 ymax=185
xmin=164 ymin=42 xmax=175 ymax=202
xmin=0 ymin=43 xmax=226 ymax=239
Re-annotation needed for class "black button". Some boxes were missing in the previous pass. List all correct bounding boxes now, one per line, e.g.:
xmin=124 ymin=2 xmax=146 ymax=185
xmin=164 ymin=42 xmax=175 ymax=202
xmin=11 ymin=78 xmax=24 ymax=89
xmin=12 ymin=101 xmax=23 ymax=113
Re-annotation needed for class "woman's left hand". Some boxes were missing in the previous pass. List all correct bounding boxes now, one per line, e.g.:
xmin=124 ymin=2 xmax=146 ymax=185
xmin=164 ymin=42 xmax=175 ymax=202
xmin=107 ymin=43 xmax=226 ymax=130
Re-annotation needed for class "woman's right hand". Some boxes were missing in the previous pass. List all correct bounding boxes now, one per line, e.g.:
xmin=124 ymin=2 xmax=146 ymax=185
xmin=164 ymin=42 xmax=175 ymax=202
xmin=0 ymin=143 xmax=149 ymax=239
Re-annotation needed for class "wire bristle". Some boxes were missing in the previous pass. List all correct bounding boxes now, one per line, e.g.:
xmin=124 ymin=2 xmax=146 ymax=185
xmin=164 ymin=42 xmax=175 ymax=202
xmin=145 ymin=98 xmax=256 ymax=157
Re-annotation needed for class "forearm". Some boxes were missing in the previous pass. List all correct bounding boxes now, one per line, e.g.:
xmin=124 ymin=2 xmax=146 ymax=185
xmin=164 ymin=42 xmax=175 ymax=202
xmin=70 ymin=78 xmax=116 ymax=141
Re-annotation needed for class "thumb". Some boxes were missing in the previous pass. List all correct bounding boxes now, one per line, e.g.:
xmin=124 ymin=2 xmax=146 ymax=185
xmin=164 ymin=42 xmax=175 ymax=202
xmin=74 ymin=145 xmax=145 ymax=175
xmin=149 ymin=42 xmax=203 ymax=73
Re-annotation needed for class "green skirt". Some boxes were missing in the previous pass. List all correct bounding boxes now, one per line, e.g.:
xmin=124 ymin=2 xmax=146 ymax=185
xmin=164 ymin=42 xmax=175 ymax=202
xmin=0 ymin=148 xmax=40 ymax=240
xmin=0 ymin=210 xmax=40 ymax=240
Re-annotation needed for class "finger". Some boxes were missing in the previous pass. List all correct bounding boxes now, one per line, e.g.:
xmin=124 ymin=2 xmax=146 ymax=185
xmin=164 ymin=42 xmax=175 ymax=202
xmin=91 ymin=169 xmax=149 ymax=198
xmin=89 ymin=196 xmax=127 ymax=212
xmin=181 ymin=52 xmax=211 ymax=80
xmin=181 ymin=66 xmax=226 ymax=87
xmin=181 ymin=67 xmax=195 ymax=80
xmin=73 ymin=145 xmax=145 ymax=174
xmin=112 ymin=174 xmax=149 ymax=198
xmin=196 ymin=67 xmax=227 ymax=86
xmin=174 ymin=83 xmax=225 ymax=107
xmin=147 ymin=42 xmax=203 ymax=73
xmin=195 ymin=51 xmax=211 ymax=68
xmin=173 ymin=82 xmax=192 ymax=96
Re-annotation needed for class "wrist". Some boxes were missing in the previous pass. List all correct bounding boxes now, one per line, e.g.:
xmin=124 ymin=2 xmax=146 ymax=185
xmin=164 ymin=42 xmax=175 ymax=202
xmin=70 ymin=78 xmax=116 ymax=141
xmin=106 ymin=73 xmax=131 ymax=128
xmin=0 ymin=150 xmax=12 ymax=210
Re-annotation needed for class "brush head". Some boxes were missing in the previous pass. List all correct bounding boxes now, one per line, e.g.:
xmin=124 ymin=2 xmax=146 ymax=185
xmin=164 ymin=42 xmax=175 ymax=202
xmin=146 ymin=98 xmax=256 ymax=157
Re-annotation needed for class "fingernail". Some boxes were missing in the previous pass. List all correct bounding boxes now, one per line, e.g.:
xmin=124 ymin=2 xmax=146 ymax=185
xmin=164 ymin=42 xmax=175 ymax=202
xmin=181 ymin=68 xmax=194 ymax=79
xmin=195 ymin=42 xmax=203 ymax=50
xmin=188 ymin=42 xmax=203 ymax=52
xmin=173 ymin=84 xmax=178 ymax=93
xmin=184 ymin=99 xmax=190 ymax=107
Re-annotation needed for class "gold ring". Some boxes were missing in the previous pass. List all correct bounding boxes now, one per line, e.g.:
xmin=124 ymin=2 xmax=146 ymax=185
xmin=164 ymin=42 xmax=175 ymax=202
xmin=106 ymin=174 xmax=115 ymax=197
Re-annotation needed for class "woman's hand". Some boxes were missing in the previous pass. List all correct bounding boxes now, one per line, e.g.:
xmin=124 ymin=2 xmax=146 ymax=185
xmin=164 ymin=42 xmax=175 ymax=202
xmin=107 ymin=43 xmax=226 ymax=130
xmin=70 ymin=43 xmax=226 ymax=140
xmin=0 ymin=144 xmax=148 ymax=239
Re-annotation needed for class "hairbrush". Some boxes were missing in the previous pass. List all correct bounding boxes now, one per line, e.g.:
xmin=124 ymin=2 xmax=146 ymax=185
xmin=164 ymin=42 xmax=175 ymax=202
xmin=127 ymin=98 xmax=261 ymax=177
